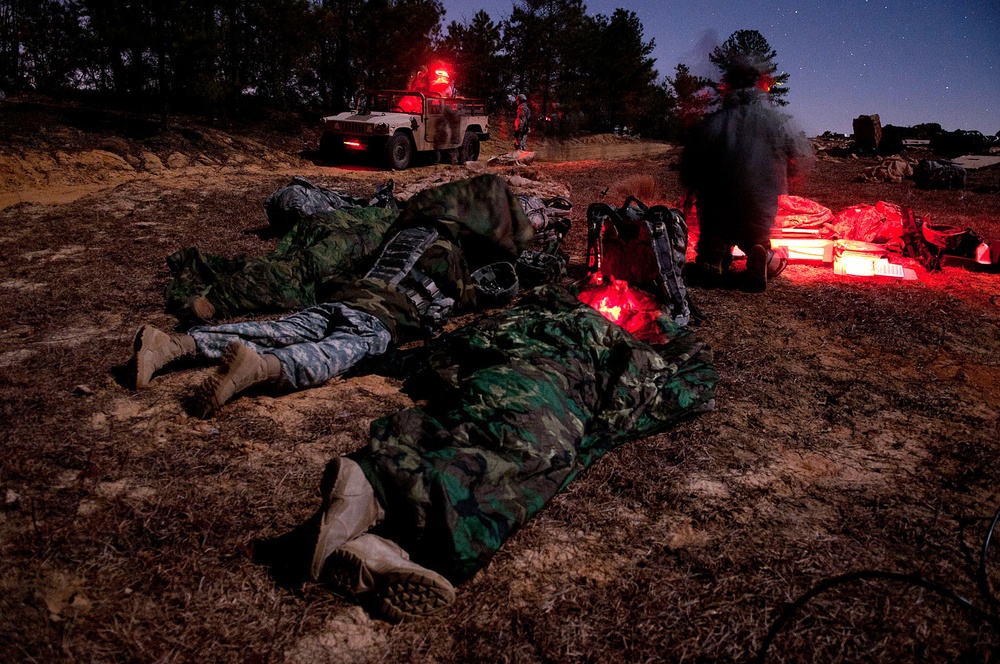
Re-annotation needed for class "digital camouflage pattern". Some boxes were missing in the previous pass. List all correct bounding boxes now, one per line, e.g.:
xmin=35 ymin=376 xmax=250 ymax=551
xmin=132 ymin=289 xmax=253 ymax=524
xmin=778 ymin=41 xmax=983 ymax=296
xmin=187 ymin=303 xmax=391 ymax=389
xmin=352 ymin=285 xmax=717 ymax=582
xmin=165 ymin=206 xmax=396 ymax=319
xmin=263 ymin=175 xmax=391 ymax=234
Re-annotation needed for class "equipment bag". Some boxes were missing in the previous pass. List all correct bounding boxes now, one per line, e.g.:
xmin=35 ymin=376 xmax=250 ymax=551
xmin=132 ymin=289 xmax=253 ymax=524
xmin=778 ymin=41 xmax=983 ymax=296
xmin=586 ymin=197 xmax=691 ymax=326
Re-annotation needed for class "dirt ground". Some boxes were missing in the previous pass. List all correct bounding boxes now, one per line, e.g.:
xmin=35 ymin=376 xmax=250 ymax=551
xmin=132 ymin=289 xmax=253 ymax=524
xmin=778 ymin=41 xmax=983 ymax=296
xmin=2 ymin=99 xmax=1000 ymax=662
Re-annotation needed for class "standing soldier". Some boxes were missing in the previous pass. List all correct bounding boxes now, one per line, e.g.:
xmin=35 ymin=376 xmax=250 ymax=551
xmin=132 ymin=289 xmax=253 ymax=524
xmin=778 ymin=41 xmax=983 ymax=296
xmin=680 ymin=60 xmax=812 ymax=292
xmin=513 ymin=93 xmax=531 ymax=151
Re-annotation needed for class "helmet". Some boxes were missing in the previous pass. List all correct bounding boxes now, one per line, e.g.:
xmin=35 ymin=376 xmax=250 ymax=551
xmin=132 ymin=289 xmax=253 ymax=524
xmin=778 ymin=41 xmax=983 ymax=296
xmin=471 ymin=262 xmax=519 ymax=308
xmin=516 ymin=250 xmax=566 ymax=287
xmin=517 ymin=94 xmax=527 ymax=103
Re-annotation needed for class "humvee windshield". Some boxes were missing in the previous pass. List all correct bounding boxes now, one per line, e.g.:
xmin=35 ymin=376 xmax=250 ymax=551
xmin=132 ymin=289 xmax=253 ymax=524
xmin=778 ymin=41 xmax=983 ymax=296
xmin=370 ymin=92 xmax=423 ymax=114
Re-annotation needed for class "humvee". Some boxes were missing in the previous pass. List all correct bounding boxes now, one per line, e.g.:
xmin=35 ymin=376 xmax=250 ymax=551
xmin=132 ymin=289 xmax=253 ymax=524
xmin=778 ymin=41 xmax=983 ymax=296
xmin=319 ymin=90 xmax=490 ymax=170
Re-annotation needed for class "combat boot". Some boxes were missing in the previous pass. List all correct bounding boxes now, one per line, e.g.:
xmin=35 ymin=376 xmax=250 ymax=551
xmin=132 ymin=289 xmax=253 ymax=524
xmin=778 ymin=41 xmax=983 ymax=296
xmin=183 ymin=296 xmax=216 ymax=324
xmin=189 ymin=342 xmax=282 ymax=418
xmin=131 ymin=325 xmax=196 ymax=388
xmin=309 ymin=457 xmax=385 ymax=581
xmin=321 ymin=533 xmax=455 ymax=621
xmin=745 ymin=245 xmax=786 ymax=292
xmin=745 ymin=245 xmax=768 ymax=292
xmin=688 ymin=257 xmax=725 ymax=289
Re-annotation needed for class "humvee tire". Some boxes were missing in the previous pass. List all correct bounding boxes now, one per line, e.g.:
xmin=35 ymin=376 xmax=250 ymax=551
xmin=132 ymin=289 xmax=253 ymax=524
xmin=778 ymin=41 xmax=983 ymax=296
xmin=319 ymin=131 xmax=342 ymax=162
xmin=385 ymin=133 xmax=413 ymax=170
xmin=461 ymin=132 xmax=480 ymax=163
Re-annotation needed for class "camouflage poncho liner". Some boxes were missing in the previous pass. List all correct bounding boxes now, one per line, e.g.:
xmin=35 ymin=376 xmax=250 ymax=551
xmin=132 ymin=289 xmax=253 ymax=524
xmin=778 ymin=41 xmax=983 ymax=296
xmin=353 ymin=285 xmax=717 ymax=583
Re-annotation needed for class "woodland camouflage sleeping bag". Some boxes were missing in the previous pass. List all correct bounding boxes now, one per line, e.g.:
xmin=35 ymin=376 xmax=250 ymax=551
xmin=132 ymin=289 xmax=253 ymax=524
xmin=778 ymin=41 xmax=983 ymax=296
xmin=353 ymin=284 xmax=717 ymax=582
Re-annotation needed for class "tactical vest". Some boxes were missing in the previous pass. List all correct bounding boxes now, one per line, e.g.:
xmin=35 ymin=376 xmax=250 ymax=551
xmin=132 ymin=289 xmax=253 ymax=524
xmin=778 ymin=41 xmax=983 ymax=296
xmin=366 ymin=227 xmax=455 ymax=330
xmin=586 ymin=198 xmax=691 ymax=326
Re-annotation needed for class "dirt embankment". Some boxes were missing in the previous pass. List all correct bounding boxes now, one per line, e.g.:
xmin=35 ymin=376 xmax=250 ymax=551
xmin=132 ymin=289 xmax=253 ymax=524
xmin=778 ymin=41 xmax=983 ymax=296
xmin=2 ymin=97 xmax=672 ymax=209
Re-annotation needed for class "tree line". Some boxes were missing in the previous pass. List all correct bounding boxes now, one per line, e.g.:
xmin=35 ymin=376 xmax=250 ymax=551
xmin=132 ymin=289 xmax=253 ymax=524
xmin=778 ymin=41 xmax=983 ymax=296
xmin=0 ymin=0 xmax=787 ymax=138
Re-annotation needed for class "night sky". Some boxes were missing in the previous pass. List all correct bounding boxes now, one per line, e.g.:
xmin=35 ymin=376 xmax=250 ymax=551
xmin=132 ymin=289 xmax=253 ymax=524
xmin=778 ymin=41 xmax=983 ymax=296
xmin=439 ymin=0 xmax=999 ymax=137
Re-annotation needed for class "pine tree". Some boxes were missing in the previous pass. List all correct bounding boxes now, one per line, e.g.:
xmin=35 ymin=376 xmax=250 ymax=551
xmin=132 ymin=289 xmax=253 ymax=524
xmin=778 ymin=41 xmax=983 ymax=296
xmin=439 ymin=10 xmax=508 ymax=112
xmin=667 ymin=63 xmax=714 ymax=129
xmin=708 ymin=29 xmax=789 ymax=106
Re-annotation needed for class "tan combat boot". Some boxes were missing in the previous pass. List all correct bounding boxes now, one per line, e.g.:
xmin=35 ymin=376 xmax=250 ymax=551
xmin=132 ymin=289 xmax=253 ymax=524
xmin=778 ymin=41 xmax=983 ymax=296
xmin=309 ymin=457 xmax=386 ymax=581
xmin=131 ymin=325 xmax=196 ymax=388
xmin=189 ymin=342 xmax=282 ymax=418
xmin=321 ymin=533 xmax=455 ymax=621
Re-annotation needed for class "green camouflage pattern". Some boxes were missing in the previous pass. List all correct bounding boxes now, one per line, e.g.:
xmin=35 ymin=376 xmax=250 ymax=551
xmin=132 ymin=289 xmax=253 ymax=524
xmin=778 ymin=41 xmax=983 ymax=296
xmin=323 ymin=174 xmax=535 ymax=341
xmin=353 ymin=285 xmax=717 ymax=582
xmin=165 ymin=206 xmax=396 ymax=319
xmin=394 ymin=174 xmax=534 ymax=267
xmin=165 ymin=175 xmax=531 ymax=331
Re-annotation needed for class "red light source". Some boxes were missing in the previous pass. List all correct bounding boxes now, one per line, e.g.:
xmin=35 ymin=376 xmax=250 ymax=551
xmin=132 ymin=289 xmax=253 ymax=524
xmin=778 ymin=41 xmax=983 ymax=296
xmin=578 ymin=276 xmax=668 ymax=343
xmin=397 ymin=95 xmax=422 ymax=113
xmin=343 ymin=140 xmax=365 ymax=151
xmin=428 ymin=61 xmax=453 ymax=95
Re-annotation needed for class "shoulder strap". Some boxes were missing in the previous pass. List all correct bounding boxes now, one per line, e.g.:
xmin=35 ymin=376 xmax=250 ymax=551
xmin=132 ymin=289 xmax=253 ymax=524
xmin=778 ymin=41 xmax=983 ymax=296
xmin=645 ymin=206 xmax=691 ymax=326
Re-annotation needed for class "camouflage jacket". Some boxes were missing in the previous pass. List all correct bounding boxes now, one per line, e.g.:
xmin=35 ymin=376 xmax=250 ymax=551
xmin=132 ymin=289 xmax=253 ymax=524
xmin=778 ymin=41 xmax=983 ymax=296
xmin=354 ymin=285 xmax=718 ymax=582
xmin=165 ymin=206 xmax=396 ymax=319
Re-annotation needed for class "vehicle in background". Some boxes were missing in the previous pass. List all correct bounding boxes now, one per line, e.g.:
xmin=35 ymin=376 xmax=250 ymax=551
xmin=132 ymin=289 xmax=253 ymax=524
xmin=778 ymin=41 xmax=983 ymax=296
xmin=319 ymin=90 xmax=490 ymax=170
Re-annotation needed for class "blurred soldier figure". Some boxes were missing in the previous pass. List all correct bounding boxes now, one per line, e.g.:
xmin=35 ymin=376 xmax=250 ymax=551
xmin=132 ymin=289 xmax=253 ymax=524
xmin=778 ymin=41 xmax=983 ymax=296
xmin=513 ymin=93 xmax=531 ymax=151
xmin=680 ymin=61 xmax=813 ymax=292
xmin=408 ymin=65 xmax=429 ymax=92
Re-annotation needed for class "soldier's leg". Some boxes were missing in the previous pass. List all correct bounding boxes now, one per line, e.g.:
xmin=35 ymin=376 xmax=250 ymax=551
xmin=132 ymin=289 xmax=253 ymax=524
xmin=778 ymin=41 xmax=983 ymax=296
xmin=736 ymin=196 xmax=784 ymax=292
xmin=265 ymin=312 xmax=391 ymax=389
xmin=187 ymin=302 xmax=370 ymax=361
xmin=691 ymin=202 xmax=733 ymax=288
xmin=188 ymin=303 xmax=391 ymax=416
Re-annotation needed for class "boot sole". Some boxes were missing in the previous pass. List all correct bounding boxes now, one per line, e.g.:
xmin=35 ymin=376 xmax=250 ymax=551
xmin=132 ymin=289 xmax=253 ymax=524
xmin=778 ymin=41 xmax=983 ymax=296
xmin=189 ymin=342 xmax=242 ymax=418
xmin=322 ymin=546 xmax=375 ymax=595
xmin=321 ymin=548 xmax=454 ymax=620
xmin=311 ymin=458 xmax=347 ymax=581
xmin=378 ymin=569 xmax=456 ymax=621
xmin=132 ymin=325 xmax=170 ymax=389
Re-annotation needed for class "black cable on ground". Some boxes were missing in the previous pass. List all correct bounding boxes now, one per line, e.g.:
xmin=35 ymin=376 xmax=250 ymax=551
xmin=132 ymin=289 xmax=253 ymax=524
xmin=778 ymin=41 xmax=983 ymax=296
xmin=753 ymin=505 xmax=1000 ymax=663
xmin=979 ymin=504 xmax=1000 ymax=610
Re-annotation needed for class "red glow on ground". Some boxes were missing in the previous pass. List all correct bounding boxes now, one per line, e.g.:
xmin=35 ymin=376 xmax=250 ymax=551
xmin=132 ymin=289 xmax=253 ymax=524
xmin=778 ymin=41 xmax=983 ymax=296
xmin=578 ymin=277 xmax=668 ymax=343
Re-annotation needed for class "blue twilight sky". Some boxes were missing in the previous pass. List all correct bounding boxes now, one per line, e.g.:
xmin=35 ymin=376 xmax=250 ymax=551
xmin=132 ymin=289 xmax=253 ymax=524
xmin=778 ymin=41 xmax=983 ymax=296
xmin=438 ymin=0 xmax=999 ymax=137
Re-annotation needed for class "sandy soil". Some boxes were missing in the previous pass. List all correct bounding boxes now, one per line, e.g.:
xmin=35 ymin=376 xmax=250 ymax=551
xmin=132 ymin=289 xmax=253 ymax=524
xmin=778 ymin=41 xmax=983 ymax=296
xmin=1 ymin=100 xmax=999 ymax=662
